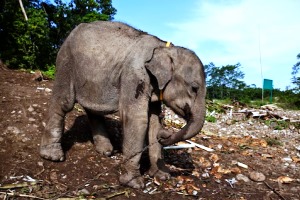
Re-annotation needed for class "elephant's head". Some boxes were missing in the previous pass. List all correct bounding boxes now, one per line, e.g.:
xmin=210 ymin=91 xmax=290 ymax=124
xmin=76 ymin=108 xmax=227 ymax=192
xmin=145 ymin=46 xmax=206 ymax=145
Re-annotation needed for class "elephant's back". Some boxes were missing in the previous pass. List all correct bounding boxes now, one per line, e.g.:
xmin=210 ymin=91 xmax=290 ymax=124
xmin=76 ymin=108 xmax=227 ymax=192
xmin=63 ymin=22 xmax=146 ymax=68
xmin=70 ymin=21 xmax=147 ymax=48
xmin=87 ymin=21 xmax=148 ymax=39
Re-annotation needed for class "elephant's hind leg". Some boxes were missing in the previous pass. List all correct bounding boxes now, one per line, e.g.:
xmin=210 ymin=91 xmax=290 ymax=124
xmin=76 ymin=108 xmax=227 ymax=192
xmin=86 ymin=112 xmax=113 ymax=156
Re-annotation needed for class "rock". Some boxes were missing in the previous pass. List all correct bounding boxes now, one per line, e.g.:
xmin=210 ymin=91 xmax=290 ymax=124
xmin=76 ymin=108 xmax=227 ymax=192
xmin=45 ymin=88 xmax=52 ymax=93
xmin=6 ymin=126 xmax=21 ymax=135
xmin=78 ymin=188 xmax=90 ymax=195
xmin=236 ymin=174 xmax=250 ymax=182
xmin=291 ymin=187 xmax=300 ymax=192
xmin=37 ymin=161 xmax=44 ymax=167
xmin=22 ymin=137 xmax=30 ymax=142
xmin=29 ymin=118 xmax=36 ymax=122
xmin=226 ymin=119 xmax=233 ymax=125
xmin=28 ymin=106 xmax=34 ymax=112
xmin=249 ymin=171 xmax=266 ymax=182
xmin=282 ymin=157 xmax=293 ymax=163
xmin=0 ymin=137 xmax=4 ymax=142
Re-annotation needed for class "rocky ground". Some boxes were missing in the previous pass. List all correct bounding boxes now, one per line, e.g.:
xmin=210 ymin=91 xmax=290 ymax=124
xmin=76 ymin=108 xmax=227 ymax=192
xmin=1 ymin=69 xmax=300 ymax=200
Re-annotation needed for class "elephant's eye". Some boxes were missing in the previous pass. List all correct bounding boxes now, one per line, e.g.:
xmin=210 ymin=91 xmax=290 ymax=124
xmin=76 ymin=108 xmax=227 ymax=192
xmin=192 ymin=86 xmax=199 ymax=94
xmin=191 ymin=82 xmax=199 ymax=94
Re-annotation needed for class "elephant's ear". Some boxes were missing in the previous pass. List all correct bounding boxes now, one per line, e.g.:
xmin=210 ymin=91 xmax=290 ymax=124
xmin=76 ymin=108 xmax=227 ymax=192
xmin=145 ymin=47 xmax=174 ymax=90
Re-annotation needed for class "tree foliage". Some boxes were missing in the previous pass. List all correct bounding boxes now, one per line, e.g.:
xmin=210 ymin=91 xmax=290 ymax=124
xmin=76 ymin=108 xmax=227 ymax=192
xmin=205 ymin=62 xmax=246 ymax=100
xmin=292 ymin=53 xmax=300 ymax=92
xmin=0 ymin=0 xmax=116 ymax=70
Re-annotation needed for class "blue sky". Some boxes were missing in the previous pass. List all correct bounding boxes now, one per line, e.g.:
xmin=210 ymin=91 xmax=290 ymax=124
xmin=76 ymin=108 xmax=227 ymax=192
xmin=112 ymin=0 xmax=300 ymax=90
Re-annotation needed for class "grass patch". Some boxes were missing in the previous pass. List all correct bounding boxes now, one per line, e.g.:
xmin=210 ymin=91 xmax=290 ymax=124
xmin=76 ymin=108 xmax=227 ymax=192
xmin=265 ymin=137 xmax=282 ymax=146
xmin=42 ymin=64 xmax=56 ymax=79
xmin=205 ymin=115 xmax=216 ymax=123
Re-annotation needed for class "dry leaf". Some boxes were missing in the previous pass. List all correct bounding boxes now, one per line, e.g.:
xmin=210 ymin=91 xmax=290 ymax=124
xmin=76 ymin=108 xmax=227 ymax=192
xmin=177 ymin=176 xmax=193 ymax=183
xmin=216 ymin=166 xmax=232 ymax=174
xmin=209 ymin=154 xmax=220 ymax=163
xmin=197 ymin=156 xmax=211 ymax=168
xmin=277 ymin=176 xmax=294 ymax=184
xmin=213 ymin=173 xmax=222 ymax=179
xmin=192 ymin=170 xmax=200 ymax=177
xmin=211 ymin=166 xmax=223 ymax=179
xmin=292 ymin=156 xmax=300 ymax=163
xmin=231 ymin=167 xmax=242 ymax=174
xmin=259 ymin=140 xmax=268 ymax=147
xmin=187 ymin=183 xmax=200 ymax=191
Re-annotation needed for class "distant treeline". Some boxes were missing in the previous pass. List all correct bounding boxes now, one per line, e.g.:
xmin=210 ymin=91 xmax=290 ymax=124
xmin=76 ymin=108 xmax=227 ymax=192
xmin=205 ymin=62 xmax=300 ymax=109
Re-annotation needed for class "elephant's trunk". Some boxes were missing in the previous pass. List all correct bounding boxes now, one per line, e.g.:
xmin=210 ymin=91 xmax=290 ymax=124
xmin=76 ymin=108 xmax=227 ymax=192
xmin=159 ymin=87 xmax=206 ymax=146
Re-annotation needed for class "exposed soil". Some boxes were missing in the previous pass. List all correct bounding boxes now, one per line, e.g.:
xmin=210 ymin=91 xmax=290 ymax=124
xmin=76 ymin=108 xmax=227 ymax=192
xmin=1 ymin=69 xmax=300 ymax=200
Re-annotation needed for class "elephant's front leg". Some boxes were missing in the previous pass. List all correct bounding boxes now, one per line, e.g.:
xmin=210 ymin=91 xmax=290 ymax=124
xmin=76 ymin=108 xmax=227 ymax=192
xmin=148 ymin=103 xmax=170 ymax=180
xmin=40 ymin=99 xmax=69 ymax=161
xmin=119 ymin=104 xmax=149 ymax=189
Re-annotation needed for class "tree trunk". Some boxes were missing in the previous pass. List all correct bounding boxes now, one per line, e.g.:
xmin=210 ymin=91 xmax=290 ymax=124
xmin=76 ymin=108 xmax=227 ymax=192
xmin=18 ymin=0 xmax=28 ymax=21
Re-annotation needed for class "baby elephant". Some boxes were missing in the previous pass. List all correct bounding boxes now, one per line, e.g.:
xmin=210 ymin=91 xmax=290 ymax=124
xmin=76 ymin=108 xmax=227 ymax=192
xmin=40 ymin=21 xmax=206 ymax=189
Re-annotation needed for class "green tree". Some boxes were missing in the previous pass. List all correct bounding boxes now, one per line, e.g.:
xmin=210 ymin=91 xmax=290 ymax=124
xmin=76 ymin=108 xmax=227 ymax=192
xmin=205 ymin=63 xmax=246 ymax=99
xmin=292 ymin=53 xmax=300 ymax=92
xmin=43 ymin=0 xmax=116 ymax=47
xmin=0 ymin=0 xmax=116 ymax=70
xmin=0 ymin=0 xmax=51 ymax=69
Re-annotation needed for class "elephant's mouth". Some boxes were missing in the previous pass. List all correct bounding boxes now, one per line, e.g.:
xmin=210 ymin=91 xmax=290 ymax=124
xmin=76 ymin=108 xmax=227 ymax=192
xmin=161 ymin=105 xmax=187 ymax=132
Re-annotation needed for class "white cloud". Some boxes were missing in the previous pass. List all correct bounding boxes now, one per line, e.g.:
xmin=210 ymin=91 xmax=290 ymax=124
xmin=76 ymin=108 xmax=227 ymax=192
xmin=166 ymin=0 xmax=300 ymax=89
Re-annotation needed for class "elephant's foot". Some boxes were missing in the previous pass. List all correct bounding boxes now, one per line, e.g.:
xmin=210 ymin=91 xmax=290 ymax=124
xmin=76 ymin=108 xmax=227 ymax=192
xmin=148 ymin=167 xmax=170 ymax=180
xmin=93 ymin=139 xmax=113 ymax=156
xmin=119 ymin=171 xmax=144 ymax=189
xmin=40 ymin=143 xmax=65 ymax=161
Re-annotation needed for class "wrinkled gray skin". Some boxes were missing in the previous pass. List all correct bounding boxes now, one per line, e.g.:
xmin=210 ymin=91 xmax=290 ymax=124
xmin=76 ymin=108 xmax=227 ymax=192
xmin=40 ymin=21 xmax=206 ymax=189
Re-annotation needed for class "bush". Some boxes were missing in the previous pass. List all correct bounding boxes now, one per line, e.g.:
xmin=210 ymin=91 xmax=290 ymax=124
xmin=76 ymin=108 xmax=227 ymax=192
xmin=42 ymin=65 xmax=56 ymax=79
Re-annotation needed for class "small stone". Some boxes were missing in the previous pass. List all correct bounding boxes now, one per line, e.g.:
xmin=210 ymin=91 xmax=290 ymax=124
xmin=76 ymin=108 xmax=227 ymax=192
xmin=236 ymin=174 xmax=250 ymax=182
xmin=22 ymin=137 xmax=30 ymax=142
xmin=0 ymin=137 xmax=4 ymax=142
xmin=291 ymin=187 xmax=300 ymax=192
xmin=45 ymin=88 xmax=52 ymax=93
xmin=6 ymin=126 xmax=21 ymax=135
xmin=282 ymin=157 xmax=293 ymax=162
xmin=78 ymin=188 xmax=90 ymax=195
xmin=28 ymin=106 xmax=34 ymax=112
xmin=226 ymin=119 xmax=233 ymax=125
xmin=202 ymin=172 xmax=210 ymax=178
xmin=29 ymin=118 xmax=36 ymax=122
xmin=249 ymin=171 xmax=266 ymax=182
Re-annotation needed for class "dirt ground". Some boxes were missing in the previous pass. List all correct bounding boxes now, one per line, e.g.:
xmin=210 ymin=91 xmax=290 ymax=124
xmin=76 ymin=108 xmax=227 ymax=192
xmin=1 ymin=69 xmax=300 ymax=200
